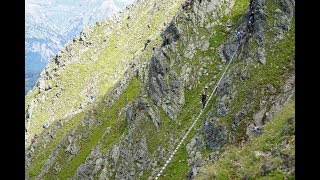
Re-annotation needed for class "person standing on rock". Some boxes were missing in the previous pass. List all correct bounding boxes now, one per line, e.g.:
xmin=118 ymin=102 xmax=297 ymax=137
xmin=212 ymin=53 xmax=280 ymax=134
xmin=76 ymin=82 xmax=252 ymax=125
xmin=236 ymin=31 xmax=242 ymax=42
xmin=250 ymin=0 xmax=255 ymax=9
xmin=248 ymin=11 xmax=255 ymax=33
xmin=249 ymin=11 xmax=254 ymax=23
xmin=153 ymin=44 xmax=157 ymax=51
xmin=182 ymin=0 xmax=191 ymax=10
xmin=165 ymin=34 xmax=170 ymax=46
xmin=31 ymin=133 xmax=38 ymax=144
xmin=200 ymin=91 xmax=207 ymax=109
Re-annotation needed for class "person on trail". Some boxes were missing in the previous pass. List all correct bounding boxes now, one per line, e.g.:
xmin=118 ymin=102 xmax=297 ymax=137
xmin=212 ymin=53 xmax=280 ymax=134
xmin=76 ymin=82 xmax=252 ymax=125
xmin=43 ymin=122 xmax=49 ymax=129
xmin=249 ymin=15 xmax=254 ymax=24
xmin=250 ymin=0 xmax=255 ymax=9
xmin=182 ymin=0 xmax=191 ymax=10
xmin=247 ymin=11 xmax=254 ymax=33
xmin=144 ymin=39 xmax=151 ymax=50
xmin=153 ymin=44 xmax=157 ymax=51
xmin=236 ymin=31 xmax=242 ymax=42
xmin=200 ymin=91 xmax=207 ymax=109
xmin=31 ymin=133 xmax=38 ymax=144
xmin=185 ymin=0 xmax=191 ymax=7
xmin=249 ymin=11 xmax=254 ymax=22
xmin=164 ymin=34 xmax=170 ymax=47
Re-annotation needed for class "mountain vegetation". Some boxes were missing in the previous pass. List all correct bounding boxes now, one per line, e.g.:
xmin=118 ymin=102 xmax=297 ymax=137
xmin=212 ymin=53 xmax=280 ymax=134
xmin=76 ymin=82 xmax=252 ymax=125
xmin=25 ymin=0 xmax=295 ymax=179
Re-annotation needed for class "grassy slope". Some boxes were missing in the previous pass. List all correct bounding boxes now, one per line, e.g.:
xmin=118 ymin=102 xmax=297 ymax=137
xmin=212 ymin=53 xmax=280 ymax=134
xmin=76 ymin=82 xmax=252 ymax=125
xmin=28 ymin=110 xmax=87 ymax=177
xmin=196 ymin=98 xmax=295 ymax=179
xmin=25 ymin=0 xmax=185 ymax=145
xmin=54 ymin=77 xmax=141 ymax=179
xmin=27 ymin=0 xmax=295 ymax=178
xmin=26 ymin=1 xmax=186 ymax=177
xmin=27 ymin=77 xmax=140 ymax=178
xmin=215 ymin=0 xmax=295 ymax=141
xmin=26 ymin=0 xmax=186 ymax=177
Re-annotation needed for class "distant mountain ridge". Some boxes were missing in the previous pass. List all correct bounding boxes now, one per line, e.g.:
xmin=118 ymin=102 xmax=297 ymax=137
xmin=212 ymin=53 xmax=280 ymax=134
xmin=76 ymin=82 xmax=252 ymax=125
xmin=25 ymin=0 xmax=135 ymax=94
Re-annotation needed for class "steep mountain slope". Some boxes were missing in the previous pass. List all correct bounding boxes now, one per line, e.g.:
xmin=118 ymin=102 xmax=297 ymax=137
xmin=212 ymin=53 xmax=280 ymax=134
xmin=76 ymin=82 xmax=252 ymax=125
xmin=25 ymin=0 xmax=295 ymax=179
xmin=25 ymin=0 xmax=185 ymax=147
xmin=25 ymin=0 xmax=135 ymax=94
xmin=196 ymin=98 xmax=295 ymax=179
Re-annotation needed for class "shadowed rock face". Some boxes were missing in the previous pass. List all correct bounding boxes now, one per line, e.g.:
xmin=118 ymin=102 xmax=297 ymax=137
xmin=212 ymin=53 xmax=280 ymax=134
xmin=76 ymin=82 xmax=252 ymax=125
xmin=185 ymin=112 xmax=227 ymax=180
xmin=161 ymin=22 xmax=181 ymax=47
xmin=202 ymin=121 xmax=227 ymax=150
xmin=147 ymin=40 xmax=185 ymax=120
xmin=186 ymin=112 xmax=228 ymax=154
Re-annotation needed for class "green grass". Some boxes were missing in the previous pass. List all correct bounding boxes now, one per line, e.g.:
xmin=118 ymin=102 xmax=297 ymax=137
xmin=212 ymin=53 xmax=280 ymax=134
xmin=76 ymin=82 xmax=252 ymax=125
xmin=27 ymin=109 xmax=87 ymax=177
xmin=196 ymin=98 xmax=295 ymax=179
xmin=55 ymin=77 xmax=140 ymax=179
xmin=193 ymin=0 xmax=295 ymax=178
xmin=25 ymin=0 xmax=185 ymax=145
xmin=153 ymin=0 xmax=250 ymax=178
xmin=27 ymin=0 xmax=295 ymax=178
xmin=158 ymin=94 xmax=218 ymax=180
xmin=215 ymin=0 xmax=295 ymax=136
xmin=157 ymin=0 xmax=295 ymax=178
xmin=27 ymin=77 xmax=140 ymax=179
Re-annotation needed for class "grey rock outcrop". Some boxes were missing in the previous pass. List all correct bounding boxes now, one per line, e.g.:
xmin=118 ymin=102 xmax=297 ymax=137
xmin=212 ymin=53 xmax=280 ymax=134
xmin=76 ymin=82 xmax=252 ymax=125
xmin=186 ymin=112 xmax=227 ymax=178
xmin=254 ymin=47 xmax=266 ymax=64
xmin=147 ymin=44 xmax=185 ymax=120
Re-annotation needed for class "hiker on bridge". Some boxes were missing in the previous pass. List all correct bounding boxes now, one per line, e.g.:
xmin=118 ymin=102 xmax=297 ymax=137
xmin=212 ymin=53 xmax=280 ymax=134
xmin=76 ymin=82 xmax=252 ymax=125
xmin=200 ymin=91 xmax=207 ymax=109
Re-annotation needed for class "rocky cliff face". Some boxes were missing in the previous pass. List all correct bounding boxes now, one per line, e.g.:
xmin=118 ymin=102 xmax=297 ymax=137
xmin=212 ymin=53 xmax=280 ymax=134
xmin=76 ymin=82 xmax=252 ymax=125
xmin=25 ymin=0 xmax=295 ymax=179
xmin=25 ymin=0 xmax=186 ymax=148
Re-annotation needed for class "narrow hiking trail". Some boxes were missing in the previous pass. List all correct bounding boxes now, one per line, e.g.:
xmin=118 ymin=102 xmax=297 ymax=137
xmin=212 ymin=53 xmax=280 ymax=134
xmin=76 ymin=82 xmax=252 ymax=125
xmin=155 ymin=43 xmax=240 ymax=179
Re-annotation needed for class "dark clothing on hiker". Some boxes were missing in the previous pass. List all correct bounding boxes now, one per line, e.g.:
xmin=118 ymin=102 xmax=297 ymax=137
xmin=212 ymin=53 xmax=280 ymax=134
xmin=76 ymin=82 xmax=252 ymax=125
xmin=182 ymin=0 xmax=191 ymax=10
xmin=201 ymin=93 xmax=207 ymax=109
xmin=144 ymin=39 xmax=151 ymax=50
xmin=236 ymin=32 xmax=242 ymax=41
xmin=250 ymin=3 xmax=254 ymax=9
xmin=247 ymin=11 xmax=254 ymax=33
xmin=249 ymin=15 xmax=254 ymax=23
